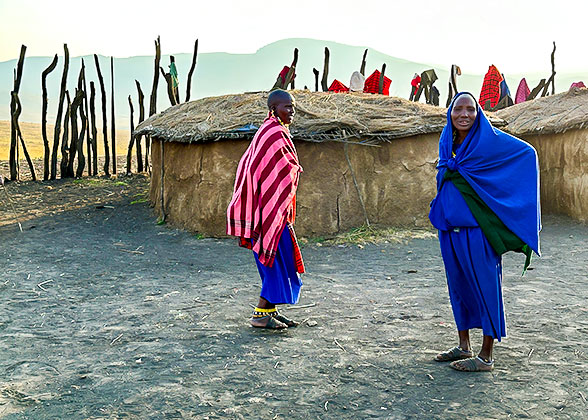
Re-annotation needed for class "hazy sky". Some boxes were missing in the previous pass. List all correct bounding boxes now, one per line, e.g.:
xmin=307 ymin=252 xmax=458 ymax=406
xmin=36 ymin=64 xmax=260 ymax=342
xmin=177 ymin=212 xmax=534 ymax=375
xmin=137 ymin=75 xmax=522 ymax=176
xmin=1 ymin=0 xmax=587 ymax=75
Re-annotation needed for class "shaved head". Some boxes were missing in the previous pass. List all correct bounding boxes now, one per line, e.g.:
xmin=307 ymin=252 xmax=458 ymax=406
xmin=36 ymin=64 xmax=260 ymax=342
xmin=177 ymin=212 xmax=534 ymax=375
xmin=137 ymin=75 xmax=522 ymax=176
xmin=267 ymin=89 xmax=293 ymax=110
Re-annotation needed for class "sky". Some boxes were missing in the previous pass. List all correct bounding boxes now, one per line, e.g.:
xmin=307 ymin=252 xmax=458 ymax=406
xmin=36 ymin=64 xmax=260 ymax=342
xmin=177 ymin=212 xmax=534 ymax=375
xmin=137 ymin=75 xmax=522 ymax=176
xmin=1 ymin=0 xmax=587 ymax=75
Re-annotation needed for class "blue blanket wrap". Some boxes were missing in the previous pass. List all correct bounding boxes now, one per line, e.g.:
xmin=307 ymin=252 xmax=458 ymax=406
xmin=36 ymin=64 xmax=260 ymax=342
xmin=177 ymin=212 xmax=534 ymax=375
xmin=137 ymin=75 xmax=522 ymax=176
xmin=429 ymin=92 xmax=541 ymax=339
xmin=429 ymin=92 xmax=541 ymax=255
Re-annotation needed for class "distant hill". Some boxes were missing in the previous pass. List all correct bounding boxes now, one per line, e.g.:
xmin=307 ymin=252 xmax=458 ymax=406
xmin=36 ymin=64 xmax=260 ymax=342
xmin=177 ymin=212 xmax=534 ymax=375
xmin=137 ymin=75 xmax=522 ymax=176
xmin=0 ymin=38 xmax=584 ymax=127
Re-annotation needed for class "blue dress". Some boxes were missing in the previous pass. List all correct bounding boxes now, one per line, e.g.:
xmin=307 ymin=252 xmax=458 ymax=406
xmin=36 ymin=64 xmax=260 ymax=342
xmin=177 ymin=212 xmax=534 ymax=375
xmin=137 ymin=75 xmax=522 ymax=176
xmin=253 ymin=224 xmax=302 ymax=305
xmin=429 ymin=92 xmax=540 ymax=340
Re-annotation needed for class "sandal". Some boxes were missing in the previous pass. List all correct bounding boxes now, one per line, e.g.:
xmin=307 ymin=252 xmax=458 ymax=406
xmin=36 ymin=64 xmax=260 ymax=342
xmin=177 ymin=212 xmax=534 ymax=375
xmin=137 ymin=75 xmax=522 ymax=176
xmin=273 ymin=313 xmax=298 ymax=328
xmin=449 ymin=356 xmax=494 ymax=372
xmin=250 ymin=315 xmax=287 ymax=329
xmin=434 ymin=346 xmax=473 ymax=362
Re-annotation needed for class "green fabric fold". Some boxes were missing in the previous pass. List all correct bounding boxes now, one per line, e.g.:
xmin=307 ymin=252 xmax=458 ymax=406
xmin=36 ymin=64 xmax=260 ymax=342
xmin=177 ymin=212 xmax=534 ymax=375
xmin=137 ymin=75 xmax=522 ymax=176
xmin=444 ymin=169 xmax=533 ymax=274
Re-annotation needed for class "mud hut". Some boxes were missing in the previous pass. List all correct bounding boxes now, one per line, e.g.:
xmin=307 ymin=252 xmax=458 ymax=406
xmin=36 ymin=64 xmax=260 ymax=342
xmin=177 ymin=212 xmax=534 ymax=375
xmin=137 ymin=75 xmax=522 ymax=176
xmin=496 ymin=87 xmax=588 ymax=223
xmin=134 ymin=91 xmax=505 ymax=237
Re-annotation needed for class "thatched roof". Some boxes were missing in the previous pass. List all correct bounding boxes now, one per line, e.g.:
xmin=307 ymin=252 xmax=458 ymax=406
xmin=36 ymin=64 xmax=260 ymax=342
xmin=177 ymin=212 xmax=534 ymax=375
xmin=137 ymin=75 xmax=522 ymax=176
xmin=134 ymin=91 xmax=454 ymax=145
xmin=496 ymin=87 xmax=588 ymax=136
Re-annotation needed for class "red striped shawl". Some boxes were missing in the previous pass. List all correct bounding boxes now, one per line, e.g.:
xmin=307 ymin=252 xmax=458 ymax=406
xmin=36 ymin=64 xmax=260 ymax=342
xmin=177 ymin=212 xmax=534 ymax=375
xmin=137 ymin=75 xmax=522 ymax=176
xmin=227 ymin=116 xmax=304 ymax=271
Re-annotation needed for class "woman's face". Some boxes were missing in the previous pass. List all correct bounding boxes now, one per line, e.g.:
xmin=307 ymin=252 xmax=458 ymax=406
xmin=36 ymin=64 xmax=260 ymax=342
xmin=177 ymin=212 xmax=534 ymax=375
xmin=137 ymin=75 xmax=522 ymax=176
xmin=274 ymin=96 xmax=295 ymax=125
xmin=451 ymin=95 xmax=477 ymax=137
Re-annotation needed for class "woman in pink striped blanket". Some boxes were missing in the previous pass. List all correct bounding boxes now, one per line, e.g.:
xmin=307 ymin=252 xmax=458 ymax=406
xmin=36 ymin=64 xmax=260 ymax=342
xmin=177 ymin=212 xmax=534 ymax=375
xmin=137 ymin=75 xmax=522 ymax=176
xmin=227 ymin=90 xmax=305 ymax=329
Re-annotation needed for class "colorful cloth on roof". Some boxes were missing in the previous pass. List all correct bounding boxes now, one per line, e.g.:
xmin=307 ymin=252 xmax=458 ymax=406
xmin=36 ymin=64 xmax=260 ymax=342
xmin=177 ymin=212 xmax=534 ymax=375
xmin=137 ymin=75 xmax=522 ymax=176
xmin=169 ymin=62 xmax=179 ymax=88
xmin=349 ymin=71 xmax=365 ymax=92
xmin=499 ymin=74 xmax=511 ymax=100
xmin=227 ymin=115 xmax=304 ymax=272
xmin=570 ymin=81 xmax=586 ymax=89
xmin=363 ymin=69 xmax=391 ymax=95
xmin=429 ymin=92 xmax=541 ymax=258
xmin=479 ymin=65 xmax=503 ymax=108
xmin=515 ymin=78 xmax=530 ymax=104
xmin=328 ymin=79 xmax=349 ymax=93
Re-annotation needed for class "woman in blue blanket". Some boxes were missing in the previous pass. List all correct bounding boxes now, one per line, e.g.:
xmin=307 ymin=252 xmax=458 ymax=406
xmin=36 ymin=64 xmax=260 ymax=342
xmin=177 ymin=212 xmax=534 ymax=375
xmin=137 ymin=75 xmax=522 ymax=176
xmin=429 ymin=92 xmax=541 ymax=372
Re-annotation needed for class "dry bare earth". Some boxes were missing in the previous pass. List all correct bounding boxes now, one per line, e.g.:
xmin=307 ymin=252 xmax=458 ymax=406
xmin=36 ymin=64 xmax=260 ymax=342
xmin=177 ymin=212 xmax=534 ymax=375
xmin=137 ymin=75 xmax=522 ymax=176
xmin=0 ymin=120 xmax=131 ymax=161
xmin=0 ymin=177 xmax=587 ymax=419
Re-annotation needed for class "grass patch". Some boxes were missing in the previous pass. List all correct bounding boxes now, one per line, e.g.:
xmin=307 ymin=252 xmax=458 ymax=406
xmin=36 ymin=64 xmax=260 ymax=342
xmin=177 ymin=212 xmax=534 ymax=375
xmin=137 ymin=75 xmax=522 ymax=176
xmin=130 ymin=197 xmax=148 ymax=205
xmin=73 ymin=178 xmax=128 ymax=187
xmin=194 ymin=233 xmax=205 ymax=239
xmin=301 ymin=225 xmax=436 ymax=246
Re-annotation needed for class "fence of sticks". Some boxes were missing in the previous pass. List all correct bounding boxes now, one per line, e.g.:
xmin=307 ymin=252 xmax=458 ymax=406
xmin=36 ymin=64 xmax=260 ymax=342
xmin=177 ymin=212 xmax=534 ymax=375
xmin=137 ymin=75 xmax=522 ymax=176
xmin=5 ymin=39 xmax=558 ymax=183
xmin=6 ymin=37 xmax=199 ymax=182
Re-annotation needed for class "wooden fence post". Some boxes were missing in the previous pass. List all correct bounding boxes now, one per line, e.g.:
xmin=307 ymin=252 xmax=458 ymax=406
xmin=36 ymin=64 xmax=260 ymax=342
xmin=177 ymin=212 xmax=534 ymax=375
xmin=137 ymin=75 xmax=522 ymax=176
xmin=185 ymin=39 xmax=198 ymax=102
xmin=60 ymin=91 xmax=71 ymax=178
xmin=126 ymin=95 xmax=135 ymax=175
xmin=313 ymin=68 xmax=319 ymax=92
xmin=81 ymin=58 xmax=92 ymax=176
xmin=51 ymin=44 xmax=69 ymax=180
xmin=89 ymin=81 xmax=98 ymax=175
xmin=360 ymin=49 xmax=368 ymax=76
xmin=94 ymin=54 xmax=109 ymax=176
xmin=9 ymin=45 xmax=27 ymax=180
xmin=146 ymin=36 xmax=161 ymax=173
xmin=41 ymin=54 xmax=58 ymax=180
xmin=67 ymin=89 xmax=84 ymax=177
xmin=135 ymin=80 xmax=145 ymax=172
xmin=321 ymin=47 xmax=330 ymax=92
xmin=160 ymin=66 xmax=177 ymax=106
xmin=11 ymin=92 xmax=36 ymax=180
xmin=378 ymin=63 xmax=386 ymax=95
xmin=110 ymin=56 xmax=116 ymax=174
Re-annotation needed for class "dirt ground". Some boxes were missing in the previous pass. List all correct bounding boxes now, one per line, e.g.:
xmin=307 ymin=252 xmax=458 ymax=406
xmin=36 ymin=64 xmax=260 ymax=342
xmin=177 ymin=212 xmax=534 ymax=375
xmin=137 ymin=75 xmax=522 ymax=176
xmin=0 ymin=174 xmax=587 ymax=420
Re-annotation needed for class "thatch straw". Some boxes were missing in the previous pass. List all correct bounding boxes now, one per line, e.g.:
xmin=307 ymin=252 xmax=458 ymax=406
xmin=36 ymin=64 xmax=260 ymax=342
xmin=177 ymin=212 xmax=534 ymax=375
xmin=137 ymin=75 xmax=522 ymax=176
xmin=134 ymin=91 xmax=455 ymax=145
xmin=495 ymin=87 xmax=588 ymax=136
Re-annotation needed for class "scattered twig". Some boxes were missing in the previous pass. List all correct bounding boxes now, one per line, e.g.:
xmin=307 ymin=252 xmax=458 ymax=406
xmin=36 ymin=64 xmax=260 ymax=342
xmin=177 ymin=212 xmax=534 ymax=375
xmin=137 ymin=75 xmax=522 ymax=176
xmin=580 ymin=391 xmax=587 ymax=404
xmin=119 ymin=248 xmax=144 ymax=255
xmin=286 ymin=303 xmax=316 ymax=310
xmin=528 ymin=348 xmax=534 ymax=358
xmin=110 ymin=333 xmax=123 ymax=345
xmin=334 ymin=338 xmax=346 ymax=352
xmin=37 ymin=279 xmax=54 ymax=291
xmin=274 ymin=361 xmax=280 ymax=369
xmin=324 ymin=400 xmax=329 ymax=411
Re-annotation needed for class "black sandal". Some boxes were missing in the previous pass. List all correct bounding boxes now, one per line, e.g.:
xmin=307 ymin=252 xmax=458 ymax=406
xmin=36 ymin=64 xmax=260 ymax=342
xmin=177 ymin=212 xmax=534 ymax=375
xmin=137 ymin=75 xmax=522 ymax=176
xmin=273 ymin=313 xmax=298 ymax=328
xmin=251 ymin=315 xmax=287 ymax=329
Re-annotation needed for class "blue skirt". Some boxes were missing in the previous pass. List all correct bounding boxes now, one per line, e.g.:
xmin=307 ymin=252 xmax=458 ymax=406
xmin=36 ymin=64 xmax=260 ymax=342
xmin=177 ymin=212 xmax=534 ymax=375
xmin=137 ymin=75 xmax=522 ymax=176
xmin=253 ymin=225 xmax=302 ymax=305
xmin=439 ymin=227 xmax=506 ymax=341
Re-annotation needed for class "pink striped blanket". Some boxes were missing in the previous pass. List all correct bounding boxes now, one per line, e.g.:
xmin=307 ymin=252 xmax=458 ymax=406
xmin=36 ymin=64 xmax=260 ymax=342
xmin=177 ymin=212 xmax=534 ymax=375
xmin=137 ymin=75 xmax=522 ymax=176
xmin=227 ymin=115 xmax=303 ymax=268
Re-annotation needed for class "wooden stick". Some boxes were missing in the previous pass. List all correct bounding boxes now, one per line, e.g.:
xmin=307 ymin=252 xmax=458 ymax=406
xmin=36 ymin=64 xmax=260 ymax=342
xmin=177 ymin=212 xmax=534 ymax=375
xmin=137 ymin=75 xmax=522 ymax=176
xmin=81 ymin=59 xmax=92 ymax=176
xmin=94 ymin=54 xmax=110 ymax=176
xmin=51 ymin=45 xmax=69 ymax=179
xmin=41 ymin=54 xmax=58 ymax=180
xmin=59 ymin=91 xmax=71 ymax=178
xmin=360 ymin=49 xmax=368 ymax=76
xmin=135 ymin=80 xmax=145 ymax=172
xmin=110 ymin=56 xmax=116 ymax=174
xmin=10 ymin=45 xmax=26 ymax=181
xmin=149 ymin=36 xmax=161 ymax=117
xmin=126 ymin=95 xmax=135 ymax=174
xmin=378 ymin=63 xmax=386 ymax=95
xmin=313 ymin=68 xmax=319 ymax=92
xmin=185 ymin=39 xmax=198 ymax=102
xmin=89 ymin=81 xmax=98 ymax=175
xmin=321 ymin=47 xmax=330 ymax=92
xmin=11 ymin=92 xmax=36 ymax=180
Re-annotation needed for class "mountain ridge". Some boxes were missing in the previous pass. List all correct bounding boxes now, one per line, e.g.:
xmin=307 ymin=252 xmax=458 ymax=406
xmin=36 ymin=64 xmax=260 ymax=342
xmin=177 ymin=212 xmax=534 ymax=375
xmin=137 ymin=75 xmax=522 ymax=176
xmin=0 ymin=38 xmax=582 ymax=126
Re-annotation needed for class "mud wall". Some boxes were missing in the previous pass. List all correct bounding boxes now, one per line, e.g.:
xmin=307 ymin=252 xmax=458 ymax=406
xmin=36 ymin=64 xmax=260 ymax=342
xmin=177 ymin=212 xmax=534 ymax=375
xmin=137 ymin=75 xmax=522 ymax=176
xmin=149 ymin=134 xmax=440 ymax=237
xmin=523 ymin=129 xmax=588 ymax=223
